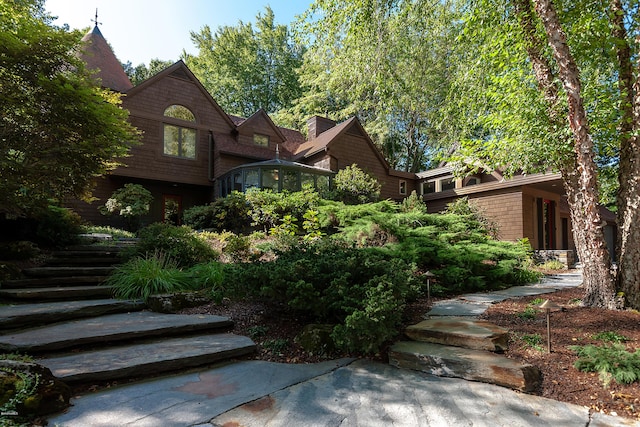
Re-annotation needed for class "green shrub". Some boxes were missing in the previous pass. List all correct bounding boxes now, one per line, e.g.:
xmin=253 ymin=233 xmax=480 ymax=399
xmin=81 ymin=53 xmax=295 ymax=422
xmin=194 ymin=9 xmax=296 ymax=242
xmin=231 ymin=240 xmax=420 ymax=354
xmin=592 ymin=331 xmax=629 ymax=344
xmin=245 ymin=187 xmax=319 ymax=232
xmin=108 ymin=252 xmax=194 ymax=301
xmin=0 ymin=241 xmax=39 ymax=260
xmin=401 ymin=190 xmax=427 ymax=213
xmin=130 ymin=223 xmax=218 ymax=267
xmin=517 ymin=306 xmax=538 ymax=320
xmin=520 ymin=334 xmax=544 ymax=351
xmin=317 ymin=198 xmax=539 ymax=294
xmin=35 ymin=205 xmax=83 ymax=247
xmin=100 ymin=183 xmax=153 ymax=231
xmin=537 ymin=259 xmax=565 ymax=270
xmin=330 ymin=164 xmax=381 ymax=205
xmin=183 ymin=192 xmax=250 ymax=232
xmin=222 ymin=233 xmax=253 ymax=262
xmin=571 ymin=344 xmax=640 ymax=387
xmin=444 ymin=197 xmax=499 ymax=239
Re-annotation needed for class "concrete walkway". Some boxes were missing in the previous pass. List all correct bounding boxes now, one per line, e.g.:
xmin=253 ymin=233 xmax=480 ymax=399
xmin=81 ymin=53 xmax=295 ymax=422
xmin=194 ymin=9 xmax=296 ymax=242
xmin=47 ymin=271 xmax=640 ymax=427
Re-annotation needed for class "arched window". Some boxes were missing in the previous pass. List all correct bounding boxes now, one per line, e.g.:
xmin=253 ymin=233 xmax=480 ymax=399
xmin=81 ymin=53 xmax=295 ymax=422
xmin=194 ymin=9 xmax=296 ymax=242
xmin=163 ymin=105 xmax=196 ymax=159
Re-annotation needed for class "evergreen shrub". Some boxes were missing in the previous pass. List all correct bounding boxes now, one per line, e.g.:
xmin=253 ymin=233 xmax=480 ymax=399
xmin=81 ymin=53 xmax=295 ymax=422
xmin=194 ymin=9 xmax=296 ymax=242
xmin=226 ymin=240 xmax=421 ymax=354
xmin=182 ymin=191 xmax=250 ymax=232
xmin=35 ymin=205 xmax=83 ymax=247
xmin=128 ymin=223 xmax=218 ymax=267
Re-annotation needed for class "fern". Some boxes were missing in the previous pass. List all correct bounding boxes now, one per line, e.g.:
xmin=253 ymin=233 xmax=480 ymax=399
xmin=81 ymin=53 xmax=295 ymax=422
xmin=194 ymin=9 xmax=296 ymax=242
xmin=571 ymin=344 xmax=640 ymax=387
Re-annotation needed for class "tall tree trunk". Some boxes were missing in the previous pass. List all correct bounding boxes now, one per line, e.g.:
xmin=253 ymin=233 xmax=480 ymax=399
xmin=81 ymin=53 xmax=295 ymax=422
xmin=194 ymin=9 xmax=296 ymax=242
xmin=610 ymin=0 xmax=640 ymax=309
xmin=530 ymin=0 xmax=617 ymax=308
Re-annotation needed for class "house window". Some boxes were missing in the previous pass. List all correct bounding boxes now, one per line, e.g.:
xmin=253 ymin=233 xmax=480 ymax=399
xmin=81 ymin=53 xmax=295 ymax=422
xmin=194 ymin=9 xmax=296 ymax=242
xmin=244 ymin=169 xmax=259 ymax=190
xmin=163 ymin=105 xmax=196 ymax=159
xmin=253 ymin=133 xmax=269 ymax=146
xmin=440 ymin=177 xmax=456 ymax=191
xmin=423 ymin=181 xmax=436 ymax=194
xmin=465 ymin=177 xmax=480 ymax=186
xmin=262 ymin=168 xmax=279 ymax=191
xmin=283 ymin=169 xmax=298 ymax=191
xmin=399 ymin=180 xmax=407 ymax=195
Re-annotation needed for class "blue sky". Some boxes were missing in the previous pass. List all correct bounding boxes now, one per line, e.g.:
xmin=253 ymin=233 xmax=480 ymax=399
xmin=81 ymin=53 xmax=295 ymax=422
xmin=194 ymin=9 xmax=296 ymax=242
xmin=45 ymin=0 xmax=312 ymax=66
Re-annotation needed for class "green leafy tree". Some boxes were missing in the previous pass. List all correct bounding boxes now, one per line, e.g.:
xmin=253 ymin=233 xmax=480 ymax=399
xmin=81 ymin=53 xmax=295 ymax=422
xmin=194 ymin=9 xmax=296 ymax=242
xmin=122 ymin=59 xmax=175 ymax=86
xmin=448 ymin=0 xmax=640 ymax=309
xmin=0 ymin=0 xmax=139 ymax=218
xmin=185 ymin=6 xmax=304 ymax=117
xmin=293 ymin=0 xmax=461 ymax=171
xmin=100 ymin=183 xmax=153 ymax=230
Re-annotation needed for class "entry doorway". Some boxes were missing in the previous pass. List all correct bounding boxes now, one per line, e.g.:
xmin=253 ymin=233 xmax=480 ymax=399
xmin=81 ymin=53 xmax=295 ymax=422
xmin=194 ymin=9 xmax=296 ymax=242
xmin=537 ymin=198 xmax=556 ymax=250
xmin=163 ymin=195 xmax=182 ymax=225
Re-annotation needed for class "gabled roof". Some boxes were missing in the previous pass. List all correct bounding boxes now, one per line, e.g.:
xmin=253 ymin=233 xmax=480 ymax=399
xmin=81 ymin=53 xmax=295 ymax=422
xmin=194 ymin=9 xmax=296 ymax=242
xmin=126 ymin=61 xmax=237 ymax=130
xmin=294 ymin=117 xmax=391 ymax=170
xmin=235 ymin=109 xmax=287 ymax=143
xmin=79 ymin=26 xmax=133 ymax=93
xmin=294 ymin=117 xmax=355 ymax=159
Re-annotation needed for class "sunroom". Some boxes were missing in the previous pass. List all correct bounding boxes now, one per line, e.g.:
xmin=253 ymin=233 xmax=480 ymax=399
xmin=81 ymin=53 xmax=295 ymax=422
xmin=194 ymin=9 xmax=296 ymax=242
xmin=218 ymin=157 xmax=335 ymax=197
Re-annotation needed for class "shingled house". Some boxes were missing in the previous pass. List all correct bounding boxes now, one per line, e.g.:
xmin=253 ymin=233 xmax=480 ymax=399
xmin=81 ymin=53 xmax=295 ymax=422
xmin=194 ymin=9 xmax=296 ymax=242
xmin=69 ymin=25 xmax=415 ymax=227
xmin=69 ymin=25 xmax=615 ymax=261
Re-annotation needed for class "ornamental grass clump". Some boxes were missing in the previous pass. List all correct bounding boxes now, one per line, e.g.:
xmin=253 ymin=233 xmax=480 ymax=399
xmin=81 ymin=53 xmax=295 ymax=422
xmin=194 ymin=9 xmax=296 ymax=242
xmin=108 ymin=251 xmax=193 ymax=301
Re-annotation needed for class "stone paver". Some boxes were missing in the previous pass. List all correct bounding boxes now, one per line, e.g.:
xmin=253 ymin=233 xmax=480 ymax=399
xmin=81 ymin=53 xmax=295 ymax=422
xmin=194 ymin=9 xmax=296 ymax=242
xmin=212 ymin=360 xmax=585 ymax=427
xmin=428 ymin=271 xmax=583 ymax=318
xmin=39 ymin=334 xmax=256 ymax=383
xmin=47 ymin=359 xmax=355 ymax=427
xmin=405 ymin=317 xmax=508 ymax=351
xmin=426 ymin=300 xmax=490 ymax=317
xmin=0 ymin=299 xmax=144 ymax=330
xmin=0 ymin=312 xmax=232 ymax=352
xmin=389 ymin=341 xmax=541 ymax=392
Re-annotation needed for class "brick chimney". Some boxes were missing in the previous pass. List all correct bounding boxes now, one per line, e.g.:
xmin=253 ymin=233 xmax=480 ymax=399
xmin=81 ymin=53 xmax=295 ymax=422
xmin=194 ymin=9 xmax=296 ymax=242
xmin=307 ymin=116 xmax=337 ymax=140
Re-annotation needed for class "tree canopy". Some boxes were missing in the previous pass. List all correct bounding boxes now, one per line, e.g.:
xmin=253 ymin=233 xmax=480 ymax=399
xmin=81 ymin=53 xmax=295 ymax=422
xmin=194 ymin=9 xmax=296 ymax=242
xmin=184 ymin=6 xmax=304 ymax=118
xmin=0 ymin=0 xmax=140 ymax=217
xmin=291 ymin=0 xmax=461 ymax=172
xmin=123 ymin=59 xmax=175 ymax=86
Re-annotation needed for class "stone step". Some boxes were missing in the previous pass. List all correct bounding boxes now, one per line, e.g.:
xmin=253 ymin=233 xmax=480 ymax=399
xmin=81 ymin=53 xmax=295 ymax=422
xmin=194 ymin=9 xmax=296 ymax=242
xmin=53 ymin=247 xmax=126 ymax=256
xmin=389 ymin=341 xmax=541 ymax=393
xmin=1 ymin=275 xmax=109 ymax=289
xmin=405 ymin=318 xmax=509 ymax=352
xmin=0 ymin=285 xmax=113 ymax=301
xmin=44 ymin=257 xmax=121 ymax=267
xmin=0 ymin=312 xmax=233 ymax=353
xmin=22 ymin=266 xmax=116 ymax=278
xmin=0 ymin=299 xmax=145 ymax=331
xmin=38 ymin=334 xmax=256 ymax=384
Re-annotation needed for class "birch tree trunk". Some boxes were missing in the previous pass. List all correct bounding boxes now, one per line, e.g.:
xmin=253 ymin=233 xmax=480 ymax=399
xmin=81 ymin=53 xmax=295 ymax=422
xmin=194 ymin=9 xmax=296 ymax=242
xmin=610 ymin=0 xmax=640 ymax=309
xmin=530 ymin=0 xmax=617 ymax=308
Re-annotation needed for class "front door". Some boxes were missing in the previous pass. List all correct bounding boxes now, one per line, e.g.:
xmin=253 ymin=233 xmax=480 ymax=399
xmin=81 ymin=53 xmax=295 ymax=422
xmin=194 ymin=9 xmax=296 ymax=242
xmin=163 ymin=195 xmax=182 ymax=225
xmin=537 ymin=198 xmax=556 ymax=249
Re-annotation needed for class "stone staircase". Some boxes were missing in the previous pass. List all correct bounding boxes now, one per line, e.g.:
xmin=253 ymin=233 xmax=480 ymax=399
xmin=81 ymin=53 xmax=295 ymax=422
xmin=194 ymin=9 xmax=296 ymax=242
xmin=0 ymin=244 xmax=256 ymax=386
xmin=389 ymin=317 xmax=541 ymax=392
xmin=0 ymin=245 xmax=122 ymax=301
xmin=389 ymin=274 xmax=584 ymax=393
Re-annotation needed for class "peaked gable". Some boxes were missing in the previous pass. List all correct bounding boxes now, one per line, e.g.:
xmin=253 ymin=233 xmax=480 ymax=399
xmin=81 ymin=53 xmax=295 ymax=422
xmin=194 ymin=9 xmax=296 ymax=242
xmin=236 ymin=109 xmax=287 ymax=143
xmin=126 ymin=61 xmax=237 ymax=130
xmin=295 ymin=117 xmax=391 ymax=171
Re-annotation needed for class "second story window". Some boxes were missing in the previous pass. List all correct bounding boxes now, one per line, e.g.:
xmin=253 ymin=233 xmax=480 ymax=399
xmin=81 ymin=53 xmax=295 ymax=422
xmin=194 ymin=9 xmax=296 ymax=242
xmin=163 ymin=105 xmax=196 ymax=159
xmin=253 ymin=133 xmax=269 ymax=146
